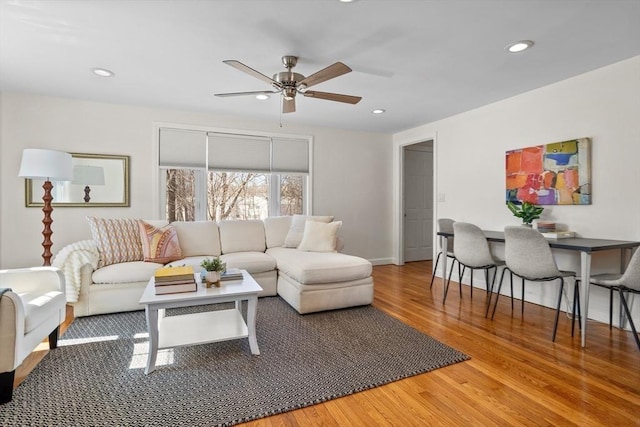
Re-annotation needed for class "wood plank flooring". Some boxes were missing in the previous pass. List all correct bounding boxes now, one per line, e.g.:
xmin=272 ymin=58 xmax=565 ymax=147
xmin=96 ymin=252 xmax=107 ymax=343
xmin=13 ymin=261 xmax=640 ymax=425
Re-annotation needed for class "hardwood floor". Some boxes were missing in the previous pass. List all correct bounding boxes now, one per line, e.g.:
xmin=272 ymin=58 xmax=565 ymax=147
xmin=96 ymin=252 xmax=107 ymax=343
xmin=14 ymin=261 xmax=640 ymax=425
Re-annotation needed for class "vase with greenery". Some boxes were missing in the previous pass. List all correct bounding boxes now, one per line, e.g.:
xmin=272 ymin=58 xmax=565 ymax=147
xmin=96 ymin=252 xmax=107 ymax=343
xmin=506 ymin=201 xmax=544 ymax=226
xmin=200 ymin=257 xmax=226 ymax=285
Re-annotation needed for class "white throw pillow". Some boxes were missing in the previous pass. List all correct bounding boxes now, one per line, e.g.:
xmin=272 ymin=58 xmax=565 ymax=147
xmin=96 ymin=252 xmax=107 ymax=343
xmin=297 ymin=220 xmax=342 ymax=252
xmin=283 ymin=214 xmax=334 ymax=248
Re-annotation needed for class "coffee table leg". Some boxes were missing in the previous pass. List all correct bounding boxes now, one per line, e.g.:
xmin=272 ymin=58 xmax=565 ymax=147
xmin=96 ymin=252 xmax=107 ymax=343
xmin=247 ymin=296 xmax=260 ymax=355
xmin=145 ymin=306 xmax=159 ymax=374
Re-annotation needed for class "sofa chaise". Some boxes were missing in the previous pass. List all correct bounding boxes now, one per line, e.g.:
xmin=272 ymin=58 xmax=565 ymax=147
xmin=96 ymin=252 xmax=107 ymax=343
xmin=54 ymin=215 xmax=374 ymax=317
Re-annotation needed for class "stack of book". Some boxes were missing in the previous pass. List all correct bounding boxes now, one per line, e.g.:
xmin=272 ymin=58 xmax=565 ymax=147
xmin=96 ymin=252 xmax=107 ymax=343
xmin=220 ymin=268 xmax=243 ymax=281
xmin=154 ymin=266 xmax=197 ymax=295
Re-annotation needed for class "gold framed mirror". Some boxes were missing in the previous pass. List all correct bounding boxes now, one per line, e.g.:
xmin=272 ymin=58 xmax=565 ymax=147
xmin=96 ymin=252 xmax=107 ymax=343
xmin=25 ymin=153 xmax=130 ymax=207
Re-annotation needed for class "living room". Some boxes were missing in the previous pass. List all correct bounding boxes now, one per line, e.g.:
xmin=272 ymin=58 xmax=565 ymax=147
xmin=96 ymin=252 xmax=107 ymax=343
xmin=1 ymin=1 xmax=639 ymax=425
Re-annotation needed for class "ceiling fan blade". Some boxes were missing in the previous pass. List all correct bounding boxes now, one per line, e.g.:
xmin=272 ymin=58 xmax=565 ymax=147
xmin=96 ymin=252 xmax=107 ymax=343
xmin=223 ymin=60 xmax=281 ymax=88
xmin=283 ymin=97 xmax=296 ymax=114
xmin=304 ymin=90 xmax=362 ymax=104
xmin=214 ymin=90 xmax=279 ymax=97
xmin=299 ymin=62 xmax=352 ymax=88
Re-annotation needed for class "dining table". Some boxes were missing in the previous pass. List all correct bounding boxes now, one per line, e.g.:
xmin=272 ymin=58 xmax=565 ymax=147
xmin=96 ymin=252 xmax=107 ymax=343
xmin=437 ymin=230 xmax=640 ymax=348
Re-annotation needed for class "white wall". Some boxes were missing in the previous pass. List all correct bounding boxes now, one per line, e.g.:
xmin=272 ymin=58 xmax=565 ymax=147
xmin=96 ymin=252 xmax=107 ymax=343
xmin=0 ymin=94 xmax=393 ymax=268
xmin=393 ymin=56 xmax=640 ymax=326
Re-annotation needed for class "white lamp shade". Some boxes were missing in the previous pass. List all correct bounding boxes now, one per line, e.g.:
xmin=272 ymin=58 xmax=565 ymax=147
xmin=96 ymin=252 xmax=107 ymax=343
xmin=72 ymin=165 xmax=105 ymax=185
xmin=18 ymin=149 xmax=74 ymax=181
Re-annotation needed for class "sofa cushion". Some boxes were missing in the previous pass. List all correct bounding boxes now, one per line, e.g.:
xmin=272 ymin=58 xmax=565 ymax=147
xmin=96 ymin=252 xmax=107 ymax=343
xmin=92 ymin=261 xmax=164 ymax=284
xmin=138 ymin=221 xmax=183 ymax=263
xmin=266 ymin=247 xmax=372 ymax=285
xmin=220 ymin=252 xmax=277 ymax=274
xmin=219 ymin=220 xmax=266 ymax=254
xmin=171 ymin=221 xmax=221 ymax=256
xmin=283 ymin=215 xmax=334 ymax=248
xmin=87 ymin=217 xmax=143 ymax=267
xmin=263 ymin=216 xmax=292 ymax=249
xmin=297 ymin=220 xmax=342 ymax=252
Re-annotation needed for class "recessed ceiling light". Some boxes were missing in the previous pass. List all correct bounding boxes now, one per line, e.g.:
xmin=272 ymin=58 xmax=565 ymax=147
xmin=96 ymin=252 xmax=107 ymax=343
xmin=91 ymin=67 xmax=115 ymax=77
xmin=339 ymin=0 xmax=356 ymax=3
xmin=372 ymin=109 xmax=386 ymax=114
xmin=505 ymin=40 xmax=534 ymax=53
xmin=256 ymin=94 xmax=270 ymax=100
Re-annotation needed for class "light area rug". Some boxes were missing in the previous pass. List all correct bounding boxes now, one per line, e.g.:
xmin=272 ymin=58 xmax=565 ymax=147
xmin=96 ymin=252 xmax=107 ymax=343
xmin=0 ymin=297 xmax=469 ymax=426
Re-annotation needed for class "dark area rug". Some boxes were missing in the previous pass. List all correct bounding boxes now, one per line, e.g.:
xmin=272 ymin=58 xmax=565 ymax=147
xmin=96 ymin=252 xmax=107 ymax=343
xmin=0 ymin=297 xmax=469 ymax=426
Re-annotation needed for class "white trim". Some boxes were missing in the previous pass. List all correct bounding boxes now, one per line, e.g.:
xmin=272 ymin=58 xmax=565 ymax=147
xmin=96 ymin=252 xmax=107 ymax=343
xmin=393 ymin=132 xmax=438 ymax=266
xmin=369 ymin=257 xmax=394 ymax=266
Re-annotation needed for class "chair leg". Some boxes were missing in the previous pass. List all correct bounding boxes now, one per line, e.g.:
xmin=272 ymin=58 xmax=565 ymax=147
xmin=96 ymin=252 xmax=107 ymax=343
xmin=510 ymin=272 xmax=514 ymax=311
xmin=485 ymin=267 xmax=494 ymax=300
xmin=609 ymin=287 xmax=614 ymax=329
xmin=521 ymin=278 xmax=526 ymax=317
xmin=490 ymin=268 xmax=508 ymax=319
xmin=443 ymin=260 xmax=457 ymax=304
xmin=430 ymin=252 xmax=442 ymax=289
xmin=552 ymin=279 xmax=565 ymax=342
xmin=484 ymin=267 xmax=495 ymax=316
xmin=457 ymin=261 xmax=463 ymax=296
xmin=470 ymin=269 xmax=474 ymax=300
xmin=618 ymin=288 xmax=640 ymax=351
xmin=0 ymin=370 xmax=15 ymax=404
xmin=49 ymin=326 xmax=60 ymax=349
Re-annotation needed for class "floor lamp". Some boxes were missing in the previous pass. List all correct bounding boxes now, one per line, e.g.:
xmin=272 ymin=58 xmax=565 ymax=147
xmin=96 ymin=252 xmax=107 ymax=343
xmin=19 ymin=149 xmax=73 ymax=266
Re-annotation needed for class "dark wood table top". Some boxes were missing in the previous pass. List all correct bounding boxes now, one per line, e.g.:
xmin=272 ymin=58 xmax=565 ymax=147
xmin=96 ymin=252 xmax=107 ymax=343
xmin=438 ymin=230 xmax=640 ymax=253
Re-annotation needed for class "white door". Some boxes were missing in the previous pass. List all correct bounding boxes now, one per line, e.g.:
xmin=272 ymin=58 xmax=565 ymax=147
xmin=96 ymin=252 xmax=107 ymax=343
xmin=403 ymin=142 xmax=434 ymax=262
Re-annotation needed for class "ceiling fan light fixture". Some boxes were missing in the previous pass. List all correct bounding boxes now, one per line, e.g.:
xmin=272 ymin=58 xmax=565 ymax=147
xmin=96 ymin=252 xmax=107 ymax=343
xmin=506 ymin=40 xmax=534 ymax=53
xmin=91 ymin=67 xmax=115 ymax=77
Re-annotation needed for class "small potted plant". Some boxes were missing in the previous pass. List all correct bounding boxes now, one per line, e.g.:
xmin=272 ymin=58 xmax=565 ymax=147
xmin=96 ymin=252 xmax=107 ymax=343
xmin=506 ymin=200 xmax=544 ymax=227
xmin=200 ymin=257 xmax=226 ymax=286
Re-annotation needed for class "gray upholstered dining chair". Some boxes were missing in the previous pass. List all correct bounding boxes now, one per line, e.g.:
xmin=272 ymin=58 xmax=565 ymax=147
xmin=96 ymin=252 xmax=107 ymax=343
xmin=491 ymin=226 xmax=578 ymax=342
xmin=449 ymin=222 xmax=504 ymax=305
xmin=579 ymin=248 xmax=640 ymax=350
xmin=430 ymin=218 xmax=460 ymax=291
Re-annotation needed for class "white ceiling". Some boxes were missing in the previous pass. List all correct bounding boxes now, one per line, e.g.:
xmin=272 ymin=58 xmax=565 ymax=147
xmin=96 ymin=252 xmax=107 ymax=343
xmin=1 ymin=0 xmax=639 ymax=134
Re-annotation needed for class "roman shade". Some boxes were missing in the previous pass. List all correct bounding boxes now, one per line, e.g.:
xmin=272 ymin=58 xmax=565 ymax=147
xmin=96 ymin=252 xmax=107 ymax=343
xmin=159 ymin=128 xmax=309 ymax=174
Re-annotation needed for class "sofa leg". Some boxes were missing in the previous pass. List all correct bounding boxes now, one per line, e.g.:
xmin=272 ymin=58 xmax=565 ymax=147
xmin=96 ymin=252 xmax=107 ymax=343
xmin=0 ymin=370 xmax=15 ymax=404
xmin=49 ymin=326 xmax=59 ymax=349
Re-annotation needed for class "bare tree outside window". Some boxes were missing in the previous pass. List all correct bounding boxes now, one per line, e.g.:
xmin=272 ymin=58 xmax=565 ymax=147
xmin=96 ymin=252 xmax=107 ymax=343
xmin=207 ymin=172 xmax=268 ymax=220
xmin=164 ymin=169 xmax=304 ymax=221
xmin=165 ymin=169 xmax=196 ymax=221
xmin=280 ymin=174 xmax=303 ymax=216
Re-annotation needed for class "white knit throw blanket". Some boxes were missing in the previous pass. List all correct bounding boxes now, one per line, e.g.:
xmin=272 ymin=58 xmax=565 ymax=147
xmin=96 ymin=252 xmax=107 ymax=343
xmin=52 ymin=240 xmax=100 ymax=303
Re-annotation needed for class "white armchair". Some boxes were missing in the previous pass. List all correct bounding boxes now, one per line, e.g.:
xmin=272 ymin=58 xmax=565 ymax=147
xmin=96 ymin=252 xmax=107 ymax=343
xmin=0 ymin=267 xmax=67 ymax=403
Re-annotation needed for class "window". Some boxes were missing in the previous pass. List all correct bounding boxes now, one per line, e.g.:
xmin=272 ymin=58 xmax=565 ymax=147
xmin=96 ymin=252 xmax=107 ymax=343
xmin=158 ymin=127 xmax=310 ymax=221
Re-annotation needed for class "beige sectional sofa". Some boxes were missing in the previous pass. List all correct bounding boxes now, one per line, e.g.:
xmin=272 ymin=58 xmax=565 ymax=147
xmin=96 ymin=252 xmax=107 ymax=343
xmin=54 ymin=215 xmax=373 ymax=317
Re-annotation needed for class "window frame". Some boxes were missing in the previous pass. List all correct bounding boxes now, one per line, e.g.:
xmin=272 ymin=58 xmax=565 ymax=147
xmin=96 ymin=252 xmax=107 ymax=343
xmin=153 ymin=123 xmax=313 ymax=220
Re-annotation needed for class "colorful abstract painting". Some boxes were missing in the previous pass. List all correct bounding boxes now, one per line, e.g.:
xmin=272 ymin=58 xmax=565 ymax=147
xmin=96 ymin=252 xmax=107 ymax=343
xmin=505 ymin=138 xmax=591 ymax=205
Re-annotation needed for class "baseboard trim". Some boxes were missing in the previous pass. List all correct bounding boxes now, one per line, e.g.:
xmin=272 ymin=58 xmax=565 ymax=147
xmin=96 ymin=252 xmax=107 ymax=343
xmin=369 ymin=258 xmax=394 ymax=266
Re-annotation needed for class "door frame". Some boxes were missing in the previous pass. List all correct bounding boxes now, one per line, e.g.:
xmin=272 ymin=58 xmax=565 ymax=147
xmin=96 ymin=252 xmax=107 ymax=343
xmin=395 ymin=134 xmax=438 ymax=265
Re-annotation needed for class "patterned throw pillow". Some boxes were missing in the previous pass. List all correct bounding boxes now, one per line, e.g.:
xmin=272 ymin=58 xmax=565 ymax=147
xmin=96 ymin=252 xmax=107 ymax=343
xmin=87 ymin=217 xmax=144 ymax=267
xmin=138 ymin=221 xmax=183 ymax=264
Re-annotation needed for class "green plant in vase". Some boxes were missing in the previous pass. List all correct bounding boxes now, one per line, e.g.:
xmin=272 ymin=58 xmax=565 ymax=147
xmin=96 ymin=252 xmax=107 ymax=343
xmin=200 ymin=257 xmax=226 ymax=286
xmin=506 ymin=201 xmax=544 ymax=226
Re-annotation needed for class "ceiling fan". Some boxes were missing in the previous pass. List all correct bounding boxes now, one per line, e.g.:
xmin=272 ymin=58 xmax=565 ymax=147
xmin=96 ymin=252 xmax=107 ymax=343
xmin=214 ymin=55 xmax=362 ymax=113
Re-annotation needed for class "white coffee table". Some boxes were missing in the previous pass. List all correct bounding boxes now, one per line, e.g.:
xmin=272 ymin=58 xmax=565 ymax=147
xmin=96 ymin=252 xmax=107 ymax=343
xmin=138 ymin=269 xmax=262 ymax=374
